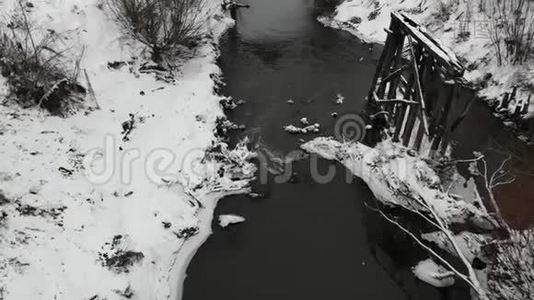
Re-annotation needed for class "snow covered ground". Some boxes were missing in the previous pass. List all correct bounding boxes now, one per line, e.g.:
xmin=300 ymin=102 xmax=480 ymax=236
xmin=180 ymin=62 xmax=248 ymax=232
xmin=0 ymin=1 xmax=256 ymax=299
xmin=322 ymin=0 xmax=534 ymax=118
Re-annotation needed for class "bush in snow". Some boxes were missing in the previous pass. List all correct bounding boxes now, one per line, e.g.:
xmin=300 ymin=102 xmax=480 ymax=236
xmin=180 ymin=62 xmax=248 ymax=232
xmin=0 ymin=2 xmax=85 ymax=115
xmin=107 ymin=0 xmax=206 ymax=63
xmin=487 ymin=229 xmax=534 ymax=299
xmin=434 ymin=0 xmax=460 ymax=22
xmin=98 ymin=235 xmax=145 ymax=274
xmin=486 ymin=0 xmax=534 ymax=65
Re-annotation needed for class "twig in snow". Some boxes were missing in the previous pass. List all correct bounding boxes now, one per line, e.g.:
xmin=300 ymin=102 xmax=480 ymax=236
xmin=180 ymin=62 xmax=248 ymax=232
xmin=84 ymin=69 xmax=100 ymax=109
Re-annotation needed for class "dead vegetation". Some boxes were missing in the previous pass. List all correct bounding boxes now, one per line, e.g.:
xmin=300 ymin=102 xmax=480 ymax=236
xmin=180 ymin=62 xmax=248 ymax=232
xmin=435 ymin=0 xmax=459 ymax=22
xmin=98 ymin=235 xmax=145 ymax=274
xmin=485 ymin=0 xmax=534 ymax=65
xmin=106 ymin=0 xmax=207 ymax=64
xmin=0 ymin=2 xmax=86 ymax=115
xmin=488 ymin=229 xmax=534 ymax=299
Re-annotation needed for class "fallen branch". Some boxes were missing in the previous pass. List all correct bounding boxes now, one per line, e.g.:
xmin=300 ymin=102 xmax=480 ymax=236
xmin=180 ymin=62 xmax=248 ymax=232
xmin=369 ymin=204 xmax=488 ymax=299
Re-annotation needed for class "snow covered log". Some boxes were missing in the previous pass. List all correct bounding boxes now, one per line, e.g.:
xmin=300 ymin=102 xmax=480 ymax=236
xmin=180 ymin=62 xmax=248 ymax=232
xmin=301 ymin=138 xmax=497 ymax=230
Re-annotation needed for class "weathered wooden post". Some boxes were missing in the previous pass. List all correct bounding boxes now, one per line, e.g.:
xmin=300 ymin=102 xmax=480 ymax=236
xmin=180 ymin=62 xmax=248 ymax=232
xmin=522 ymin=94 xmax=531 ymax=115
xmin=500 ymin=93 xmax=510 ymax=110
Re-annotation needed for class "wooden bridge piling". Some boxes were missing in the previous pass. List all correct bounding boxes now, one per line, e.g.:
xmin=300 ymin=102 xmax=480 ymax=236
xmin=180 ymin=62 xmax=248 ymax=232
xmin=367 ymin=12 xmax=468 ymax=157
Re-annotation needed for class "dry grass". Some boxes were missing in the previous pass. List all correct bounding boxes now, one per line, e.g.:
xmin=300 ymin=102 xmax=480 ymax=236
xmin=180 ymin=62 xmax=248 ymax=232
xmin=485 ymin=0 xmax=534 ymax=65
xmin=488 ymin=229 xmax=534 ymax=300
xmin=0 ymin=3 xmax=85 ymax=115
xmin=107 ymin=0 xmax=206 ymax=63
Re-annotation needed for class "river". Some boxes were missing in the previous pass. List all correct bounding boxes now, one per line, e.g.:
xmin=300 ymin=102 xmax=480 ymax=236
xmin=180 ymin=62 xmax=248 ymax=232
xmin=182 ymin=0 xmax=473 ymax=299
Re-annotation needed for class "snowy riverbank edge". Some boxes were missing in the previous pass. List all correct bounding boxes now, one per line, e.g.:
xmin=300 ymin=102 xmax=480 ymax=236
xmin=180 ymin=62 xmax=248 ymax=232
xmin=321 ymin=0 xmax=534 ymax=136
xmin=0 ymin=1 xmax=255 ymax=300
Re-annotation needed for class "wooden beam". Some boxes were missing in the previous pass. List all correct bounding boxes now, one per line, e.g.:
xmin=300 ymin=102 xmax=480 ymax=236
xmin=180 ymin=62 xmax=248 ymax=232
xmin=522 ymin=94 xmax=531 ymax=115
xmin=377 ymin=19 xmax=404 ymax=98
xmin=382 ymin=64 xmax=410 ymax=83
xmin=373 ymin=93 xmax=419 ymax=105
xmin=401 ymin=106 xmax=417 ymax=146
xmin=413 ymin=114 xmax=427 ymax=151
xmin=392 ymin=12 xmax=464 ymax=76
xmin=399 ymin=55 xmax=418 ymax=145
xmin=369 ymin=19 xmax=399 ymax=99
xmin=393 ymin=104 xmax=408 ymax=142
xmin=432 ymin=85 xmax=455 ymax=152
xmin=387 ymin=35 xmax=406 ymax=99
xmin=408 ymin=37 xmax=430 ymax=135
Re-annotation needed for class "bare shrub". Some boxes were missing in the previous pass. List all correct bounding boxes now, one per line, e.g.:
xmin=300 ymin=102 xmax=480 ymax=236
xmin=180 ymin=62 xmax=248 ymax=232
xmin=487 ymin=229 xmax=534 ymax=300
xmin=434 ymin=0 xmax=459 ymax=22
xmin=486 ymin=0 xmax=534 ymax=65
xmin=0 ymin=3 xmax=85 ymax=115
xmin=107 ymin=0 xmax=206 ymax=63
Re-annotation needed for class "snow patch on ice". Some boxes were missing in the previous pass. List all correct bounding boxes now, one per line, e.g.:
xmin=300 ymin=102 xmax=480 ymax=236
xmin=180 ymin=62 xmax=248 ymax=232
xmin=218 ymin=214 xmax=246 ymax=228
xmin=412 ymin=259 xmax=455 ymax=288
xmin=284 ymin=123 xmax=320 ymax=134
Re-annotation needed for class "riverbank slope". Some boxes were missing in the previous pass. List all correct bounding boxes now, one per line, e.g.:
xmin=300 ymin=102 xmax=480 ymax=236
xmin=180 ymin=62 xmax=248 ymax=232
xmin=0 ymin=1 xmax=255 ymax=299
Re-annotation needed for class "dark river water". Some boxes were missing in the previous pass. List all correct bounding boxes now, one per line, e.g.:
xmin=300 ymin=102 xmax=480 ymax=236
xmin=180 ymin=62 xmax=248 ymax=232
xmin=448 ymin=89 xmax=534 ymax=229
xmin=183 ymin=0 xmax=534 ymax=299
xmin=183 ymin=1 xmax=467 ymax=299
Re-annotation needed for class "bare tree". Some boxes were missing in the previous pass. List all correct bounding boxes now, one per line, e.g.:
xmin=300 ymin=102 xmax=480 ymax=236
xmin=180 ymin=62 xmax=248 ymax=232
xmin=466 ymin=152 xmax=515 ymax=225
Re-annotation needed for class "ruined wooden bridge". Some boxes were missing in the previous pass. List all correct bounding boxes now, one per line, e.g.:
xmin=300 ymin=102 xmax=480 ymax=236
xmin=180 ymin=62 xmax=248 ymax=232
xmin=368 ymin=12 xmax=470 ymax=156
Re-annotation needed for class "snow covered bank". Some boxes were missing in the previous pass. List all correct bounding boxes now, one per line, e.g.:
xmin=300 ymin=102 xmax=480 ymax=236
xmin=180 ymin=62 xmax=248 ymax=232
xmin=324 ymin=0 xmax=533 ymax=122
xmin=0 ymin=1 xmax=253 ymax=299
